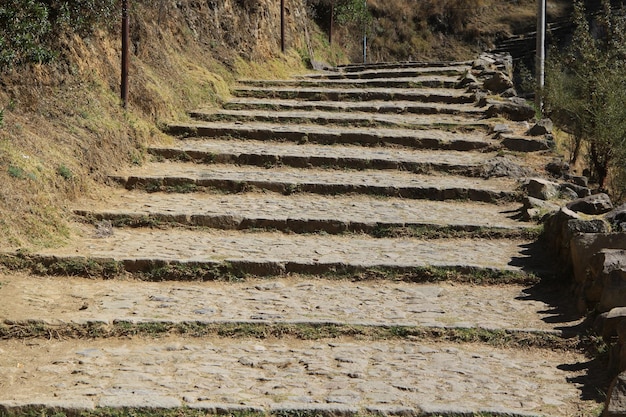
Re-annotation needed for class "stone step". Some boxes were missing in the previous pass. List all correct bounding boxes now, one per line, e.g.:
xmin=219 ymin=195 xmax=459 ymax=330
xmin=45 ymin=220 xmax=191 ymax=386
xmin=3 ymin=224 xmax=546 ymax=280
xmin=165 ymin=122 xmax=495 ymax=151
xmin=232 ymin=86 xmax=477 ymax=104
xmin=110 ymin=162 xmax=520 ymax=202
xmin=297 ymin=66 xmax=469 ymax=80
xmin=236 ymin=76 xmax=461 ymax=89
xmin=0 ymin=333 xmax=594 ymax=416
xmin=222 ymin=98 xmax=486 ymax=115
xmin=0 ymin=274 xmax=582 ymax=337
xmin=73 ymin=188 xmax=535 ymax=236
xmin=147 ymin=139 xmax=507 ymax=176
xmin=188 ymin=109 xmax=489 ymax=130
xmin=335 ymin=60 xmax=473 ymax=72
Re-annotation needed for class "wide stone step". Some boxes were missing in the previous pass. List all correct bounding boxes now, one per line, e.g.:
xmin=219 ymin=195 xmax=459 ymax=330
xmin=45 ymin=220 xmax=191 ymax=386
xmin=0 ymin=274 xmax=581 ymax=336
xmin=236 ymin=76 xmax=461 ymax=89
xmin=110 ymin=162 xmax=520 ymax=202
xmin=222 ymin=98 xmax=486 ymax=115
xmin=0 ymin=334 xmax=594 ymax=416
xmin=335 ymin=60 xmax=473 ymax=72
xmin=148 ymin=139 xmax=503 ymax=176
xmin=232 ymin=86 xmax=477 ymax=103
xmin=73 ymin=188 xmax=534 ymax=236
xmin=188 ymin=109 xmax=489 ymax=130
xmin=4 ymin=225 xmax=546 ymax=279
xmin=297 ymin=66 xmax=469 ymax=80
xmin=165 ymin=122 xmax=495 ymax=151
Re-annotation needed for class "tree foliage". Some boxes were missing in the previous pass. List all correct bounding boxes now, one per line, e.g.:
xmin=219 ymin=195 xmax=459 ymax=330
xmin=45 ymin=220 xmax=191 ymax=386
xmin=0 ymin=0 xmax=119 ymax=70
xmin=545 ymin=0 xmax=626 ymax=197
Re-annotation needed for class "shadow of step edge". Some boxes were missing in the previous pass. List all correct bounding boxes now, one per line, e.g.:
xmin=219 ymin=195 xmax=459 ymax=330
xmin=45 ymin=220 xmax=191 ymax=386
xmin=74 ymin=209 xmax=535 ymax=239
xmin=0 ymin=253 xmax=540 ymax=285
xmin=220 ymin=99 xmax=486 ymax=116
xmin=231 ymin=87 xmax=478 ymax=104
xmin=148 ymin=147 xmax=493 ymax=177
xmin=235 ymin=79 xmax=461 ymax=89
xmin=164 ymin=124 xmax=493 ymax=151
xmin=109 ymin=175 xmax=519 ymax=203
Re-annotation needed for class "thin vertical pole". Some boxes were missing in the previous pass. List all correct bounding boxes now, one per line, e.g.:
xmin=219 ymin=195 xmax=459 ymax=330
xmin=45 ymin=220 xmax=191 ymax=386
xmin=362 ymin=0 xmax=367 ymax=64
xmin=121 ymin=0 xmax=129 ymax=108
xmin=281 ymin=0 xmax=285 ymax=53
xmin=536 ymin=0 xmax=546 ymax=113
xmin=329 ymin=0 xmax=334 ymax=45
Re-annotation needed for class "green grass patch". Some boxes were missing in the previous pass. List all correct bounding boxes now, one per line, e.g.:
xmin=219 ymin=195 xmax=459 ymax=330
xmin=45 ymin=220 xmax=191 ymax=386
xmin=0 ymin=320 xmax=579 ymax=353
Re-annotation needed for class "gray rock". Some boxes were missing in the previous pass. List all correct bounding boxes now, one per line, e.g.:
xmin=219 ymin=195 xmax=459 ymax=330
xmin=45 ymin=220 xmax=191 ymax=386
xmin=522 ymin=196 xmax=560 ymax=220
xmin=492 ymin=123 xmax=512 ymax=134
xmin=566 ymin=193 xmax=614 ymax=215
xmin=601 ymin=268 xmax=626 ymax=312
xmin=571 ymin=233 xmax=626 ymax=286
xmin=607 ymin=204 xmax=626 ymax=230
xmin=527 ymin=119 xmax=553 ymax=136
xmin=560 ymin=187 xmax=580 ymax=200
xmin=605 ymin=372 xmax=626 ymax=416
xmin=486 ymin=99 xmax=536 ymax=121
xmin=565 ymin=174 xmax=588 ymax=187
xmin=501 ymin=135 xmax=550 ymax=152
xmin=560 ymin=182 xmax=591 ymax=198
xmin=479 ymin=156 xmax=531 ymax=179
xmin=546 ymin=159 xmax=569 ymax=177
xmin=524 ymin=178 xmax=560 ymax=200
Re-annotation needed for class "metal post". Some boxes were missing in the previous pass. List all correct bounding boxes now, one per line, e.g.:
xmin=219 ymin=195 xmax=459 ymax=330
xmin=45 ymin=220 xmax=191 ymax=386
xmin=121 ymin=0 xmax=129 ymax=108
xmin=535 ymin=0 xmax=546 ymax=113
xmin=281 ymin=0 xmax=285 ymax=53
xmin=329 ymin=0 xmax=334 ymax=45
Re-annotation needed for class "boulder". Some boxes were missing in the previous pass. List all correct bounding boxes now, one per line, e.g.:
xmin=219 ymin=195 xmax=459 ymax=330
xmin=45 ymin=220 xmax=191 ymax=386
xmin=527 ymin=118 xmax=553 ymax=136
xmin=601 ymin=268 xmax=626 ymax=312
xmin=485 ymin=98 xmax=535 ymax=121
xmin=524 ymin=178 xmax=560 ymax=200
xmin=565 ymin=174 xmax=588 ymax=187
xmin=479 ymin=156 xmax=531 ymax=179
xmin=571 ymin=233 xmax=626 ymax=286
xmin=567 ymin=193 xmax=614 ymax=215
xmin=543 ymin=207 xmax=581 ymax=261
xmin=491 ymin=123 xmax=512 ymax=134
xmin=522 ymin=196 xmax=560 ymax=221
xmin=560 ymin=183 xmax=591 ymax=199
xmin=501 ymin=136 xmax=550 ymax=152
xmin=596 ymin=307 xmax=626 ymax=340
xmin=605 ymin=372 xmax=626 ymax=417
xmin=546 ymin=159 xmax=569 ymax=177
xmin=607 ymin=204 xmax=626 ymax=231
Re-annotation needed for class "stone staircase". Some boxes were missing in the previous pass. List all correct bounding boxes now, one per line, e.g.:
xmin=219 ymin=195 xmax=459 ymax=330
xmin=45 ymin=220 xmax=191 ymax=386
xmin=0 ymin=60 xmax=606 ymax=416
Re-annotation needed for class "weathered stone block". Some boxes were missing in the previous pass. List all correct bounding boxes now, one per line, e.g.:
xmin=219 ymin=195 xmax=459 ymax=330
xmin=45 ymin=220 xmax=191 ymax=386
xmin=527 ymin=118 xmax=553 ymax=136
xmin=571 ymin=234 xmax=626 ymax=286
xmin=524 ymin=178 xmax=560 ymax=200
xmin=605 ymin=372 xmax=626 ymax=416
xmin=601 ymin=268 xmax=626 ymax=312
xmin=567 ymin=193 xmax=614 ymax=215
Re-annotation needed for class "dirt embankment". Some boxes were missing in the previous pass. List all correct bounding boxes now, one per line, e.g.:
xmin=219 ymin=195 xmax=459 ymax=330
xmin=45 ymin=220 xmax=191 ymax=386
xmin=0 ymin=0 xmax=313 ymax=249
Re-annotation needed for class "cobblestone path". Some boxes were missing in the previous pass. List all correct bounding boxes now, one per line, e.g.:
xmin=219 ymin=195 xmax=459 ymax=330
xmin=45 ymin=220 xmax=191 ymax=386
xmin=0 ymin=60 xmax=607 ymax=416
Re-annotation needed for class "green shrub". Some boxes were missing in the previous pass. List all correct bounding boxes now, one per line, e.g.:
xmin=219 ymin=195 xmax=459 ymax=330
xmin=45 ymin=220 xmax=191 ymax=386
xmin=0 ymin=0 xmax=119 ymax=70
xmin=545 ymin=0 xmax=626 ymax=197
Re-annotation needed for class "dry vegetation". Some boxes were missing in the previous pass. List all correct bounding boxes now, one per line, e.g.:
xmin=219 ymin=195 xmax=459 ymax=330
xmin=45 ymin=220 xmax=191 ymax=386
xmin=0 ymin=0 xmax=554 ymax=249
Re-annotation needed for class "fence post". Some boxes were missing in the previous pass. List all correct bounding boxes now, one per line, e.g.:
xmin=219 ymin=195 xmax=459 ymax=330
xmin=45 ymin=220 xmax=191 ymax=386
xmin=121 ymin=0 xmax=129 ymax=108
xmin=281 ymin=0 xmax=285 ymax=52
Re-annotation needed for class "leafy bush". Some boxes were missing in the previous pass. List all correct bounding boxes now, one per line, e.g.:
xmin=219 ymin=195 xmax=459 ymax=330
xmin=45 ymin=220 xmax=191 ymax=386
xmin=0 ymin=0 xmax=119 ymax=70
xmin=545 ymin=0 xmax=626 ymax=196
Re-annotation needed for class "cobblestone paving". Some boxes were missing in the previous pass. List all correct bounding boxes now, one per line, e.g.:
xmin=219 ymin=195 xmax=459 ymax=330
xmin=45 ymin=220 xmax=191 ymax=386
xmin=0 ymin=273 xmax=581 ymax=332
xmin=74 ymin=189 xmax=533 ymax=231
xmin=0 ymin=61 xmax=605 ymax=416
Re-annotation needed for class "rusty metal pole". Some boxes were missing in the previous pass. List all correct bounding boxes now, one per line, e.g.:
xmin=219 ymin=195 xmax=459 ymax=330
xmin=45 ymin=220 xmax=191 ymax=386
xmin=281 ymin=0 xmax=286 ymax=53
xmin=329 ymin=0 xmax=334 ymax=45
xmin=121 ymin=0 xmax=129 ymax=108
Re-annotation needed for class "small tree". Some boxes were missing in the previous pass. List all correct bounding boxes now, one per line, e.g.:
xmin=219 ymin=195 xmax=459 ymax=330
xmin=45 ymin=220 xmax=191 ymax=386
xmin=545 ymin=0 xmax=626 ymax=195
